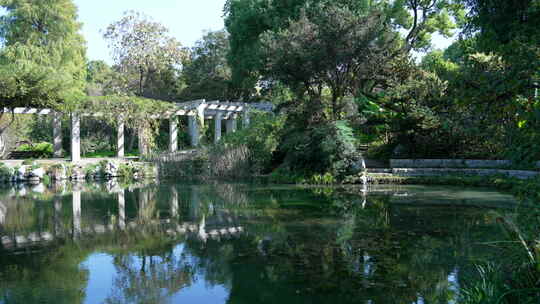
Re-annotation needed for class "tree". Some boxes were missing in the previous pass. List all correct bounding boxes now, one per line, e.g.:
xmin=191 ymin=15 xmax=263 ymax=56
xmin=180 ymin=30 xmax=234 ymax=101
xmin=459 ymin=0 xmax=540 ymax=96
xmin=0 ymin=0 xmax=87 ymax=112
xmin=103 ymin=11 xmax=187 ymax=98
xmin=85 ymin=60 xmax=116 ymax=96
xmin=224 ymin=0 xmax=461 ymax=95
xmin=261 ymin=4 xmax=398 ymax=119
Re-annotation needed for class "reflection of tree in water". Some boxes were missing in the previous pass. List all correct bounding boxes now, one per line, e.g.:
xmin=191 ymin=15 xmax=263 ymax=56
xmin=207 ymin=187 xmax=505 ymax=304
xmin=104 ymin=188 xmax=201 ymax=304
xmin=0 ymin=182 xmax=516 ymax=304
xmin=104 ymin=249 xmax=195 ymax=304
xmin=0 ymin=194 xmax=58 ymax=236
xmin=0 ymin=243 xmax=89 ymax=304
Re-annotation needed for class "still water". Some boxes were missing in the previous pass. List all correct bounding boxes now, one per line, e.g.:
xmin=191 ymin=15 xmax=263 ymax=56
xmin=0 ymin=181 xmax=521 ymax=304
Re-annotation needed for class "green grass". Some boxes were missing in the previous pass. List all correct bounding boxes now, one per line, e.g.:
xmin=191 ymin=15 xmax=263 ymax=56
xmin=82 ymin=150 xmax=139 ymax=158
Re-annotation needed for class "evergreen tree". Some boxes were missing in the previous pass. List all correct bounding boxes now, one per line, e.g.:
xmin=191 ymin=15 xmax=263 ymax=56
xmin=0 ymin=0 xmax=87 ymax=110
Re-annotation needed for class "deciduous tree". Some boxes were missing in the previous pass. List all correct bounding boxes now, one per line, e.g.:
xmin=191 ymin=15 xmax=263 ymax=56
xmin=103 ymin=11 xmax=187 ymax=97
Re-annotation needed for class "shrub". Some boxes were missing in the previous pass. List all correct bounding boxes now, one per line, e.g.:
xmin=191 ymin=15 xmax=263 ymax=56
xmin=279 ymin=120 xmax=362 ymax=179
xmin=0 ymin=163 xmax=13 ymax=180
xmin=210 ymin=111 xmax=284 ymax=174
xmin=17 ymin=142 xmax=53 ymax=158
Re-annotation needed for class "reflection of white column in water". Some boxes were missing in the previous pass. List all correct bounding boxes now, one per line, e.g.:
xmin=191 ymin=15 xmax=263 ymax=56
xmin=171 ymin=187 xmax=179 ymax=218
xmin=447 ymin=267 xmax=460 ymax=301
xmin=54 ymin=197 xmax=62 ymax=236
xmin=72 ymin=191 xmax=82 ymax=238
xmin=118 ymin=190 xmax=126 ymax=230
xmin=0 ymin=201 xmax=6 ymax=226
xmin=198 ymin=215 xmax=207 ymax=242
xmin=138 ymin=189 xmax=154 ymax=222
xmin=189 ymin=188 xmax=199 ymax=219
xmin=361 ymin=182 xmax=368 ymax=209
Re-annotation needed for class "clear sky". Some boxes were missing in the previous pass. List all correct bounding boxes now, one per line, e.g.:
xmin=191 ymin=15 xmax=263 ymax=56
xmin=74 ymin=0 xmax=227 ymax=64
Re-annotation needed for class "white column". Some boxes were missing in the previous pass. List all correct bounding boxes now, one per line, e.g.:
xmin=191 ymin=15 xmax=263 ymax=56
xmin=169 ymin=116 xmax=178 ymax=152
xmin=71 ymin=113 xmax=81 ymax=162
xmin=53 ymin=112 xmax=63 ymax=158
xmin=188 ymin=103 xmax=206 ymax=147
xmin=117 ymin=118 xmax=125 ymax=158
xmin=72 ymin=190 xmax=81 ymax=238
xmin=188 ymin=116 xmax=199 ymax=147
xmin=214 ymin=113 xmax=222 ymax=143
xmin=118 ymin=190 xmax=126 ymax=230
xmin=226 ymin=117 xmax=237 ymax=134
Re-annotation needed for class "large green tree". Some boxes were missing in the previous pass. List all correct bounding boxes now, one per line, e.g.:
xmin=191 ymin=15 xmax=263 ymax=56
xmin=180 ymin=30 xmax=234 ymax=101
xmin=261 ymin=4 xmax=398 ymax=119
xmin=460 ymin=0 xmax=540 ymax=96
xmin=0 ymin=0 xmax=87 ymax=110
xmin=224 ymin=0 xmax=461 ymax=95
xmin=103 ymin=11 xmax=187 ymax=98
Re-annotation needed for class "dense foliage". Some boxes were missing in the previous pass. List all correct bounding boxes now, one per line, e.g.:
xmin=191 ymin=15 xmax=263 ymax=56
xmin=0 ymin=0 xmax=87 ymax=110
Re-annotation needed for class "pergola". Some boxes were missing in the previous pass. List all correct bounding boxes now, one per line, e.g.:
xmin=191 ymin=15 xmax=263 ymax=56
xmin=1 ymin=100 xmax=272 ymax=162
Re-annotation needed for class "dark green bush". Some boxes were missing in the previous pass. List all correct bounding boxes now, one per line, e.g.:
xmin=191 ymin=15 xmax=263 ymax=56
xmin=279 ymin=120 xmax=362 ymax=179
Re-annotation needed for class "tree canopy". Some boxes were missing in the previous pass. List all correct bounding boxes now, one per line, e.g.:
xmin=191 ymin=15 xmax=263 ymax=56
xmin=103 ymin=11 xmax=188 ymax=98
xmin=0 ymin=0 xmax=87 ymax=110
xmin=180 ymin=30 xmax=234 ymax=101
xmin=224 ymin=0 xmax=461 ymax=95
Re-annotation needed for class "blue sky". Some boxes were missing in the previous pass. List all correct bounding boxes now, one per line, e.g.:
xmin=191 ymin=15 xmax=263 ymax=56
xmin=75 ymin=0 xmax=227 ymax=64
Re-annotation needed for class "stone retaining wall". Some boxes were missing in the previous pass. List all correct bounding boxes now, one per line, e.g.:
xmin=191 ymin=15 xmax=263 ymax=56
xmin=390 ymin=159 xmax=540 ymax=169
xmin=389 ymin=168 xmax=539 ymax=180
xmin=0 ymin=159 xmax=157 ymax=184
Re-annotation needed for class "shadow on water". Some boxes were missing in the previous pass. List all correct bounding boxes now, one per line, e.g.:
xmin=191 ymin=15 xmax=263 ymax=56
xmin=0 ymin=180 xmax=526 ymax=304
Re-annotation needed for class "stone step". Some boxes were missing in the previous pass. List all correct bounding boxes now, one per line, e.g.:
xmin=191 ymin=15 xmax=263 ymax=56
xmin=364 ymin=159 xmax=389 ymax=169
xmin=367 ymin=168 xmax=392 ymax=174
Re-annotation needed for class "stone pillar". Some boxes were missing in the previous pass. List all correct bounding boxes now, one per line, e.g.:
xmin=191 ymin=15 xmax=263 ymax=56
xmin=188 ymin=103 xmax=206 ymax=147
xmin=169 ymin=116 xmax=178 ymax=152
xmin=214 ymin=113 xmax=222 ymax=143
xmin=72 ymin=190 xmax=81 ymax=238
xmin=188 ymin=116 xmax=199 ymax=147
xmin=226 ymin=117 xmax=237 ymax=134
xmin=138 ymin=125 xmax=151 ymax=157
xmin=117 ymin=118 xmax=125 ymax=158
xmin=71 ymin=113 xmax=81 ymax=162
xmin=118 ymin=190 xmax=126 ymax=230
xmin=53 ymin=112 xmax=63 ymax=158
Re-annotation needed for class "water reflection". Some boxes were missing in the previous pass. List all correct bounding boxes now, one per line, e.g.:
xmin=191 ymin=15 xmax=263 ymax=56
xmin=0 ymin=182 xmax=520 ymax=304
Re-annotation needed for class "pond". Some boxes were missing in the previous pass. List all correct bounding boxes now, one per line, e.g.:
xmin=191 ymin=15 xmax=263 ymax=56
xmin=0 ymin=181 xmax=523 ymax=304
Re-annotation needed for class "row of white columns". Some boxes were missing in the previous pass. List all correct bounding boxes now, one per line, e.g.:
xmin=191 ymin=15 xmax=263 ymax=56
xmin=53 ymin=111 xmax=250 ymax=162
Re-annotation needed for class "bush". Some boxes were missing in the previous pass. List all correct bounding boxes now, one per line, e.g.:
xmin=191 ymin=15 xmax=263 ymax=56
xmin=16 ymin=142 xmax=53 ymax=158
xmin=279 ymin=120 xmax=362 ymax=179
xmin=210 ymin=111 xmax=284 ymax=174
xmin=0 ymin=163 xmax=13 ymax=180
